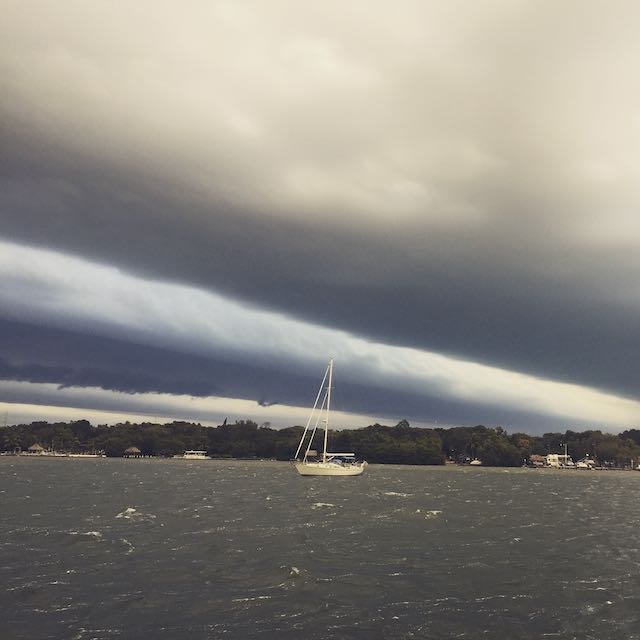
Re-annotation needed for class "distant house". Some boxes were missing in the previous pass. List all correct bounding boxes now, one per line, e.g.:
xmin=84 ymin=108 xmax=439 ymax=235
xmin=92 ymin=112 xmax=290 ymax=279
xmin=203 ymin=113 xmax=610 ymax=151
xmin=546 ymin=453 xmax=574 ymax=468
xmin=123 ymin=446 xmax=142 ymax=458
xmin=27 ymin=443 xmax=45 ymax=455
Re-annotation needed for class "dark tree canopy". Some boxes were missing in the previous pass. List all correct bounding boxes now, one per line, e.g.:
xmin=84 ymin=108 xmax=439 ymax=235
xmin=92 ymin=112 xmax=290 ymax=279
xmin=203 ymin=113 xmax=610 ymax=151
xmin=2 ymin=419 xmax=639 ymax=467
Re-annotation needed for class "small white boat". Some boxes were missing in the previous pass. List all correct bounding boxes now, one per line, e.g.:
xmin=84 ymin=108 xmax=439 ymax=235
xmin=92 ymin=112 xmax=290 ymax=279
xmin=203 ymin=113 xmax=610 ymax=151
xmin=293 ymin=359 xmax=366 ymax=476
xmin=174 ymin=450 xmax=210 ymax=459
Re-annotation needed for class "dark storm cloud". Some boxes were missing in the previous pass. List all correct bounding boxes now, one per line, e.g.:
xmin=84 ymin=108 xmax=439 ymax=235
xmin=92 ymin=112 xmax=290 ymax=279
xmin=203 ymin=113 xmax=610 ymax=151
xmin=0 ymin=318 xmax=576 ymax=432
xmin=2 ymin=1 xmax=640 ymax=430
xmin=2 ymin=131 xmax=639 ymax=404
xmin=0 ymin=318 xmax=296 ymax=400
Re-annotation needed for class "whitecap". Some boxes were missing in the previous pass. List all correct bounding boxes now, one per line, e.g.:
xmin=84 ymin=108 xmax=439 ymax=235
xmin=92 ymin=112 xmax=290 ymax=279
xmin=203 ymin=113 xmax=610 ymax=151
xmin=68 ymin=530 xmax=102 ymax=540
xmin=232 ymin=595 xmax=271 ymax=602
xmin=115 ymin=507 xmax=156 ymax=521
xmin=311 ymin=502 xmax=335 ymax=509
xmin=84 ymin=531 xmax=102 ymax=539
xmin=120 ymin=538 xmax=135 ymax=554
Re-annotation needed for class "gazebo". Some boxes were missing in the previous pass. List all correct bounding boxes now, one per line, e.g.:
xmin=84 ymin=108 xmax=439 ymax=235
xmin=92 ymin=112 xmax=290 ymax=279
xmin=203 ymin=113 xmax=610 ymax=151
xmin=123 ymin=446 xmax=142 ymax=458
xmin=27 ymin=443 xmax=45 ymax=455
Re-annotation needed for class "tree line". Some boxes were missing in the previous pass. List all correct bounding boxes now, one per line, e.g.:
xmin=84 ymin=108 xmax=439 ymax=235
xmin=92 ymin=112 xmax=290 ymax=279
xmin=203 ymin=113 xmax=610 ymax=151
xmin=2 ymin=418 xmax=640 ymax=467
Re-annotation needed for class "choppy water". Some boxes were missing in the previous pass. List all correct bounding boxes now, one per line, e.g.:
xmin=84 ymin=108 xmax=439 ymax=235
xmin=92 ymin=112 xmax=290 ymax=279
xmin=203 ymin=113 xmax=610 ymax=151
xmin=1 ymin=459 xmax=640 ymax=639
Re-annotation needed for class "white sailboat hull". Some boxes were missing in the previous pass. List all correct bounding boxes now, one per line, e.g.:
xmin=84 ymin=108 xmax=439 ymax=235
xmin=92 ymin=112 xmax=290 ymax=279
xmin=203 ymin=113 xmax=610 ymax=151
xmin=294 ymin=461 xmax=366 ymax=476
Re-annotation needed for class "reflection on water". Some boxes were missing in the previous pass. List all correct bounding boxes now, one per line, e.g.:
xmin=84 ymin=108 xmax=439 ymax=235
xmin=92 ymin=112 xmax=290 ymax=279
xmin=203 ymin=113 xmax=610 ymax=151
xmin=1 ymin=459 xmax=640 ymax=639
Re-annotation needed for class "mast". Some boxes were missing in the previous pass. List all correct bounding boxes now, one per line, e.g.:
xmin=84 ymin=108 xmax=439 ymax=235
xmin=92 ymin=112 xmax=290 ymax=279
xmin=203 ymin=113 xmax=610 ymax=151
xmin=294 ymin=363 xmax=330 ymax=461
xmin=323 ymin=358 xmax=333 ymax=463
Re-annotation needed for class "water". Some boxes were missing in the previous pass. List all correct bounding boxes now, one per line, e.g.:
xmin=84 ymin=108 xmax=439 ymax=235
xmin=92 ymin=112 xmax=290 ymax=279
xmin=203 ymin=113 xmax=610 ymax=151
xmin=1 ymin=459 xmax=640 ymax=639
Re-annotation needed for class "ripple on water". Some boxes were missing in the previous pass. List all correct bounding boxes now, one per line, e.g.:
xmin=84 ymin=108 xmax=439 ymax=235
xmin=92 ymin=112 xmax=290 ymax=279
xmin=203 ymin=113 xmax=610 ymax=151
xmin=2 ymin=459 xmax=640 ymax=639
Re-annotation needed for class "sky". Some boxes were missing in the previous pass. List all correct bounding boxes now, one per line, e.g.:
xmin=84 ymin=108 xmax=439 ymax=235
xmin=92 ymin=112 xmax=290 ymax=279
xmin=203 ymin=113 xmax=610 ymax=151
xmin=2 ymin=1 xmax=640 ymax=434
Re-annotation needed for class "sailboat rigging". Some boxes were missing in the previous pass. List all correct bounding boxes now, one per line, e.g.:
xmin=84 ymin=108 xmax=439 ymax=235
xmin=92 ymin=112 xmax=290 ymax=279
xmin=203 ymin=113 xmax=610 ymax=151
xmin=293 ymin=359 xmax=367 ymax=476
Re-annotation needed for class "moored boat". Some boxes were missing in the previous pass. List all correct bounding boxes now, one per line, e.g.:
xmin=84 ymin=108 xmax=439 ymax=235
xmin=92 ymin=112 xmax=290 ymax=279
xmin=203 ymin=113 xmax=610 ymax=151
xmin=173 ymin=450 xmax=210 ymax=459
xmin=293 ymin=358 xmax=366 ymax=477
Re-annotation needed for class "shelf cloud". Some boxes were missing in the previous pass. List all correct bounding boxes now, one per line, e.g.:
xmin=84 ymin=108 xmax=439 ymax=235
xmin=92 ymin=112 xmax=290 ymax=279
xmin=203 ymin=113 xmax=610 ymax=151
xmin=2 ymin=1 xmax=640 ymax=432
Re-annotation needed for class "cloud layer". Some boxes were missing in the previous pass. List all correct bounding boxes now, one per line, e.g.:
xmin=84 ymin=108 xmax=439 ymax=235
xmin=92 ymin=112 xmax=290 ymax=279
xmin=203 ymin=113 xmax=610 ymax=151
xmin=2 ymin=1 xmax=640 ymax=431
xmin=1 ymin=242 xmax=639 ymax=432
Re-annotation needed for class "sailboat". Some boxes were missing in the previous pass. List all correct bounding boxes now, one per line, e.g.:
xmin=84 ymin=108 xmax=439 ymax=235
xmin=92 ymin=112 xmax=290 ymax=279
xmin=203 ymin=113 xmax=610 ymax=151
xmin=293 ymin=358 xmax=367 ymax=476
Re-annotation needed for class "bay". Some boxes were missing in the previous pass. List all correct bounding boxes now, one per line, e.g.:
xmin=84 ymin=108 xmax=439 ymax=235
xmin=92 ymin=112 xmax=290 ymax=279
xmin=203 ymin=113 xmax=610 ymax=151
xmin=1 ymin=458 xmax=639 ymax=639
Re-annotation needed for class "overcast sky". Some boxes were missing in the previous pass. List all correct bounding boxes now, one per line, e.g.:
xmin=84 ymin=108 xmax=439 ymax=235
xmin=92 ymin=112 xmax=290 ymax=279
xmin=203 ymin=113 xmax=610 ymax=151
xmin=2 ymin=1 xmax=640 ymax=434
